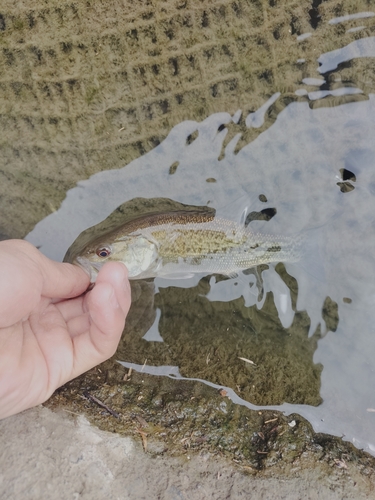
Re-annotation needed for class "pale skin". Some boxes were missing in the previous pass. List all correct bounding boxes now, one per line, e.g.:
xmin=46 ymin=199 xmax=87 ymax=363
xmin=0 ymin=240 xmax=131 ymax=420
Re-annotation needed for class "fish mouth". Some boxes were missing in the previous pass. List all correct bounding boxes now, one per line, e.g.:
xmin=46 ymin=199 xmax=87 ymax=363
xmin=75 ymin=256 xmax=103 ymax=283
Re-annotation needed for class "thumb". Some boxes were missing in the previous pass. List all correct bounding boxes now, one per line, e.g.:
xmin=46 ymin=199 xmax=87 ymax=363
xmin=68 ymin=262 xmax=131 ymax=380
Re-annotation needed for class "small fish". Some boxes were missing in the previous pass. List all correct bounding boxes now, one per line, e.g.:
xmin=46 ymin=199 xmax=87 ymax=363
xmin=66 ymin=210 xmax=302 ymax=282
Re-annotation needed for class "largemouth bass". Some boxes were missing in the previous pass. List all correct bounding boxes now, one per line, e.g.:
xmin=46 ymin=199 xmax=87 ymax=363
xmin=67 ymin=209 xmax=302 ymax=282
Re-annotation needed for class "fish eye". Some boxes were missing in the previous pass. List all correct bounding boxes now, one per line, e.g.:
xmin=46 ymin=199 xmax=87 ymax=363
xmin=96 ymin=246 xmax=111 ymax=258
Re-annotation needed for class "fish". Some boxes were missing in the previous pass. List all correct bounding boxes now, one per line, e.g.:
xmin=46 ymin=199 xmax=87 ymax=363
xmin=66 ymin=209 xmax=302 ymax=283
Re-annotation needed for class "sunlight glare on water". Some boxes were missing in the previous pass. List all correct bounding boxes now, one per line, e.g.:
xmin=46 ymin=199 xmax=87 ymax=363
xmin=27 ymin=39 xmax=375 ymax=455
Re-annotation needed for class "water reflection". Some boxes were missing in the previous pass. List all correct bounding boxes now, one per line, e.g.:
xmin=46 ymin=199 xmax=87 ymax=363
xmin=27 ymin=39 xmax=375 ymax=454
xmin=119 ymin=271 xmax=323 ymax=407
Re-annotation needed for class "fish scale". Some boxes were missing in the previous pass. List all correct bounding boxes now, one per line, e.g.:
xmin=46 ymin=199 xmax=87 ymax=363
xmin=148 ymin=221 xmax=300 ymax=276
xmin=68 ymin=210 xmax=302 ymax=282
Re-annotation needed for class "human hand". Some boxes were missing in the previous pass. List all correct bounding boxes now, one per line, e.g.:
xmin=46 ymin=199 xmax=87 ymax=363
xmin=0 ymin=239 xmax=131 ymax=419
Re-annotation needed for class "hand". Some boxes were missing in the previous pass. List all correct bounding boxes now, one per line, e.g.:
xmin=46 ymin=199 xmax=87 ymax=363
xmin=0 ymin=240 xmax=131 ymax=419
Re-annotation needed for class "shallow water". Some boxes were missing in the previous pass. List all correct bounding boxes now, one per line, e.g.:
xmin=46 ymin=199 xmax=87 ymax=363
xmin=26 ymin=22 xmax=375 ymax=455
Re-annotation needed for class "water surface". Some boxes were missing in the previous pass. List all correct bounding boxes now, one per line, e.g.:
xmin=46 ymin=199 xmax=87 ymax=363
xmin=27 ymin=29 xmax=375 ymax=455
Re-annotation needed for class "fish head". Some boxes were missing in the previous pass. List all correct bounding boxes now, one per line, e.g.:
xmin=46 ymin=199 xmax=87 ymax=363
xmin=74 ymin=235 xmax=160 ymax=282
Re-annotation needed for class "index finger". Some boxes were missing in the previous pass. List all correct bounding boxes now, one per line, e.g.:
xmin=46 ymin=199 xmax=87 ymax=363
xmin=0 ymin=240 xmax=90 ymax=327
xmin=38 ymin=257 xmax=91 ymax=299
xmin=11 ymin=240 xmax=91 ymax=299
